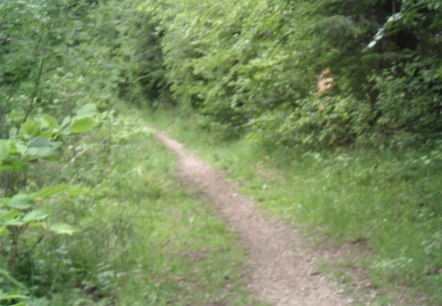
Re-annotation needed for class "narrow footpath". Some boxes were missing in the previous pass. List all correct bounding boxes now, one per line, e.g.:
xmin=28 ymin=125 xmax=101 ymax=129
xmin=155 ymin=130 xmax=353 ymax=306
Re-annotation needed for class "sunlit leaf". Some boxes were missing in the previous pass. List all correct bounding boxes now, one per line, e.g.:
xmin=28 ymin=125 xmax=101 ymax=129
xmin=26 ymin=136 xmax=60 ymax=159
xmin=8 ymin=194 xmax=32 ymax=210
xmin=20 ymin=119 xmax=39 ymax=137
xmin=70 ymin=117 xmax=95 ymax=134
xmin=3 ymin=218 xmax=25 ymax=226
xmin=33 ymin=184 xmax=70 ymax=198
xmin=48 ymin=223 xmax=76 ymax=235
xmin=40 ymin=114 xmax=59 ymax=129
xmin=33 ymin=184 xmax=88 ymax=198
xmin=23 ymin=209 xmax=48 ymax=222
xmin=61 ymin=116 xmax=71 ymax=128
xmin=76 ymin=103 xmax=97 ymax=118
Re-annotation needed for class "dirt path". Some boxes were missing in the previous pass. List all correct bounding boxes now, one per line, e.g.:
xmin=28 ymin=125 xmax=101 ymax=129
xmin=155 ymin=131 xmax=353 ymax=306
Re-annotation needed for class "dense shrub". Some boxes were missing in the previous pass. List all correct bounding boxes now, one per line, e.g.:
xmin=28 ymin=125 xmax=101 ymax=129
xmin=138 ymin=0 xmax=441 ymax=148
xmin=0 ymin=0 xmax=154 ymax=303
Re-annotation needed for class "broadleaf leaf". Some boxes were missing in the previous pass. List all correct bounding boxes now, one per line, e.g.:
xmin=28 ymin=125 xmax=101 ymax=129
xmin=70 ymin=117 xmax=95 ymax=134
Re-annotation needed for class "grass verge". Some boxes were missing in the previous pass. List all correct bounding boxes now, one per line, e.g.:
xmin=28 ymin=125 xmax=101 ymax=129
xmin=145 ymin=107 xmax=442 ymax=306
xmin=23 ymin=107 xmax=259 ymax=305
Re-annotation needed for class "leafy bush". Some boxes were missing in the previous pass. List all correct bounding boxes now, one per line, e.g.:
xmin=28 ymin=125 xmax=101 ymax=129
xmin=374 ymin=56 xmax=442 ymax=145
xmin=250 ymin=95 xmax=374 ymax=148
xmin=0 ymin=0 xmax=138 ymax=303
xmin=0 ymin=107 xmax=97 ymax=303
xmin=137 ymin=0 xmax=441 ymax=147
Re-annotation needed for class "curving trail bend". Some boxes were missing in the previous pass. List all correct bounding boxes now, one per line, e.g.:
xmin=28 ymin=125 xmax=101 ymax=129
xmin=155 ymin=130 xmax=352 ymax=306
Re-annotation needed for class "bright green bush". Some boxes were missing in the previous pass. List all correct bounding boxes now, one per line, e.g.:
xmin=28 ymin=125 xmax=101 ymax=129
xmin=0 ymin=0 xmax=136 ymax=303
xmin=249 ymin=95 xmax=373 ymax=148
xmin=137 ymin=0 xmax=441 ymax=147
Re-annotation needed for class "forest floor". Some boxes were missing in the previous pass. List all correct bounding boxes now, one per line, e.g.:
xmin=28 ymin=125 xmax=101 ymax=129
xmin=155 ymin=130 xmax=362 ymax=306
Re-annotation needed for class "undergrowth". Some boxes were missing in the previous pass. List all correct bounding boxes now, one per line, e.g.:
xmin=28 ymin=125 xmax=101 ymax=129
xmin=146 ymin=108 xmax=442 ymax=306
xmin=15 ymin=108 xmax=258 ymax=305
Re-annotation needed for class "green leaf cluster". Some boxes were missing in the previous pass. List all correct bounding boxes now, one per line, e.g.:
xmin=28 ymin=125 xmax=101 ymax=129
xmin=136 ymin=0 xmax=441 ymax=147
xmin=0 ymin=106 xmax=95 ymax=302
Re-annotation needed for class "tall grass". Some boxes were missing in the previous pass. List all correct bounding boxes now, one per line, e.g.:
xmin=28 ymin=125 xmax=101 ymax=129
xmin=146 ymin=108 xmax=442 ymax=305
xmin=22 ymin=108 xmax=259 ymax=305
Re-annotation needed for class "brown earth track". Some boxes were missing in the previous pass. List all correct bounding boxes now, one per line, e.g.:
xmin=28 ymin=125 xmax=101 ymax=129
xmin=155 ymin=130 xmax=354 ymax=306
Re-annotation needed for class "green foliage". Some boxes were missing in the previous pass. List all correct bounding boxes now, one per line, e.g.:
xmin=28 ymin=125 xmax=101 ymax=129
xmin=250 ymin=95 xmax=374 ymax=148
xmin=2 ymin=0 xmax=441 ymax=304
xmin=374 ymin=56 xmax=442 ymax=144
xmin=136 ymin=0 xmax=441 ymax=148
xmin=147 ymin=109 xmax=442 ymax=305
xmin=158 ymin=0 xmax=313 ymax=131
xmin=1 ymin=0 xmax=258 ymax=304
xmin=17 ymin=108 xmax=256 ymax=305
xmin=0 ymin=107 xmax=96 ymax=302
xmin=133 ymin=1 xmax=442 ymax=300
xmin=1 ymin=0 xmax=122 ymax=302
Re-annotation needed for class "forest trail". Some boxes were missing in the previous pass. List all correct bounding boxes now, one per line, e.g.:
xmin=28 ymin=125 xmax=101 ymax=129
xmin=155 ymin=130 xmax=353 ymax=306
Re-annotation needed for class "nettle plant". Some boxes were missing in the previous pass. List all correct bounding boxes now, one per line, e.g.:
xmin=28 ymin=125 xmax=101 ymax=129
xmin=0 ymin=104 xmax=97 ymax=303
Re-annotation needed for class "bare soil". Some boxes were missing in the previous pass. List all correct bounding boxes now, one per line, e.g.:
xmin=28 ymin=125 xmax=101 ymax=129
xmin=155 ymin=131 xmax=355 ymax=306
